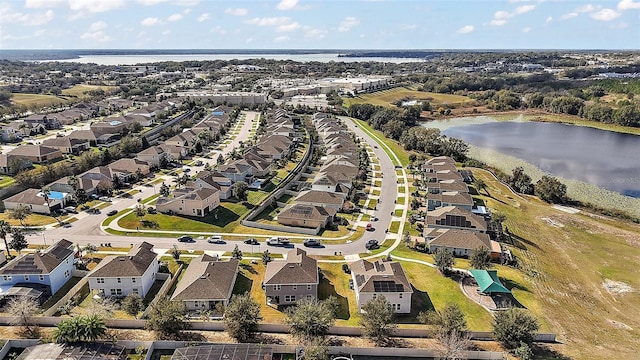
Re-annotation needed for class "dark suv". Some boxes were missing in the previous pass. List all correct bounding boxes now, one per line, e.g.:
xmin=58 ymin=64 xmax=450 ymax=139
xmin=365 ymin=239 xmax=380 ymax=250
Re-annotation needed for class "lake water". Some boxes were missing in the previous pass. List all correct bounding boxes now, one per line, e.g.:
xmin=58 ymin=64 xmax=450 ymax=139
xmin=439 ymin=121 xmax=640 ymax=198
xmin=45 ymin=54 xmax=426 ymax=65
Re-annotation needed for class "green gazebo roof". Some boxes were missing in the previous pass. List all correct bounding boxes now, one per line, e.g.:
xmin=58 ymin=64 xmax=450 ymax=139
xmin=469 ymin=269 xmax=511 ymax=294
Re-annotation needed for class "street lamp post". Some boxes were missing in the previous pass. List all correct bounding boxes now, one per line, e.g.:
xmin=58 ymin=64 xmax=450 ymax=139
xmin=42 ymin=232 xmax=46 ymax=246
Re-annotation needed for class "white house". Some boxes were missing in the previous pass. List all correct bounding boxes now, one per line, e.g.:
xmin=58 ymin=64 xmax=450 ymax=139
xmin=349 ymin=259 xmax=413 ymax=314
xmin=87 ymin=242 xmax=159 ymax=298
xmin=0 ymin=239 xmax=75 ymax=304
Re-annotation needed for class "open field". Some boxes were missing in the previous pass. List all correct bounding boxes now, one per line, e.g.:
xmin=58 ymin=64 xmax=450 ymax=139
xmin=343 ymin=87 xmax=474 ymax=108
xmin=10 ymin=93 xmax=67 ymax=107
xmin=61 ymin=84 xmax=118 ymax=97
xmin=470 ymin=168 xmax=640 ymax=359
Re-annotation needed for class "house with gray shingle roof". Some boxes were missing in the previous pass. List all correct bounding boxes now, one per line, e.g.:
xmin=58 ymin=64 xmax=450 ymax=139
xmin=426 ymin=229 xmax=502 ymax=260
xmin=171 ymin=255 xmax=238 ymax=311
xmin=350 ymin=259 xmax=413 ymax=314
xmin=156 ymin=184 xmax=220 ymax=217
xmin=0 ymin=239 xmax=74 ymax=304
xmin=277 ymin=204 xmax=336 ymax=229
xmin=264 ymin=248 xmax=318 ymax=306
xmin=426 ymin=206 xmax=488 ymax=233
xmin=87 ymin=242 xmax=159 ymax=298
xmin=295 ymin=190 xmax=346 ymax=211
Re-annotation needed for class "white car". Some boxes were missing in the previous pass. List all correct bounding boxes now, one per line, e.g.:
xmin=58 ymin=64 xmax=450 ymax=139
xmin=98 ymin=196 xmax=111 ymax=202
xmin=207 ymin=235 xmax=224 ymax=244
xmin=267 ymin=237 xmax=290 ymax=246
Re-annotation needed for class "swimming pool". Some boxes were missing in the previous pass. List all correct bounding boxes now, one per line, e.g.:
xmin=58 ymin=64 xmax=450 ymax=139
xmin=48 ymin=191 xmax=66 ymax=200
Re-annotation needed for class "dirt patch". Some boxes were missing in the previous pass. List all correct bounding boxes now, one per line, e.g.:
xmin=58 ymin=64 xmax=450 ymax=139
xmin=607 ymin=319 xmax=633 ymax=330
xmin=540 ymin=217 xmax=565 ymax=228
xmin=602 ymin=279 xmax=633 ymax=295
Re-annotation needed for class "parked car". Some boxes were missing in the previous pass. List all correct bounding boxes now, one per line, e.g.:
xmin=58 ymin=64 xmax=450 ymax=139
xmin=64 ymin=206 xmax=78 ymax=214
xmin=366 ymin=223 xmax=373 ymax=231
xmin=303 ymin=238 xmax=321 ymax=247
xmin=243 ymin=238 xmax=259 ymax=245
xmin=267 ymin=237 xmax=290 ymax=246
xmin=194 ymin=160 xmax=203 ymax=166
xmin=183 ymin=167 xmax=191 ymax=172
xmin=177 ymin=235 xmax=194 ymax=242
xmin=365 ymin=239 xmax=380 ymax=250
xmin=106 ymin=210 xmax=118 ymax=216
xmin=371 ymin=216 xmax=379 ymax=222
xmin=98 ymin=196 xmax=111 ymax=202
xmin=207 ymin=235 xmax=224 ymax=244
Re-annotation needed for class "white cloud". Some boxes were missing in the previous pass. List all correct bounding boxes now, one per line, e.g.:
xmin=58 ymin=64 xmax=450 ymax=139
xmin=25 ymin=0 xmax=65 ymax=8
xmin=277 ymin=22 xmax=300 ymax=32
xmin=276 ymin=0 xmax=298 ymax=10
xmin=560 ymin=12 xmax=578 ymax=20
xmin=162 ymin=30 xmax=171 ymax=35
xmin=591 ymin=8 xmax=621 ymax=21
xmin=210 ymin=26 xmax=227 ymax=34
xmin=575 ymin=4 xmax=600 ymax=13
xmin=136 ymin=0 xmax=168 ymax=5
xmin=245 ymin=37 xmax=253 ymax=43
xmin=167 ymin=13 xmax=183 ymax=21
xmin=197 ymin=13 xmax=210 ymax=22
xmin=141 ymin=17 xmax=162 ymax=26
xmin=400 ymin=24 xmax=417 ymax=30
xmin=245 ymin=17 xmax=291 ymax=26
xmin=546 ymin=16 xmax=553 ymax=23
xmin=457 ymin=25 xmax=474 ymax=34
xmin=514 ymin=5 xmax=536 ymax=15
xmin=618 ymin=0 xmax=640 ymax=10
xmin=183 ymin=8 xmax=191 ymax=14
xmin=80 ymin=30 xmax=112 ymax=42
xmin=522 ymin=27 xmax=531 ymax=33
xmin=274 ymin=35 xmax=289 ymax=42
xmin=491 ymin=4 xmax=536 ymax=25
xmin=225 ymin=8 xmax=248 ymax=16
xmin=338 ymin=16 xmax=359 ymax=32
xmin=490 ymin=19 xmax=507 ymax=26
xmin=173 ymin=0 xmax=199 ymax=6
xmin=69 ymin=0 xmax=125 ymax=13
xmin=89 ymin=20 xmax=107 ymax=31
xmin=1 ymin=7 xmax=55 ymax=26
xmin=304 ymin=27 xmax=327 ymax=39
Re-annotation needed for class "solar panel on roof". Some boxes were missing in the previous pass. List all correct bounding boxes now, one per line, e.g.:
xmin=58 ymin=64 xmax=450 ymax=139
xmin=373 ymin=281 xmax=404 ymax=292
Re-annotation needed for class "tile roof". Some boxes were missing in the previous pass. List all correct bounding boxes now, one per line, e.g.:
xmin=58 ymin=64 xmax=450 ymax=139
xmin=0 ymin=239 xmax=73 ymax=275
xmin=171 ymin=255 xmax=238 ymax=302
xmin=264 ymin=248 xmax=318 ymax=285
xmin=350 ymin=259 xmax=413 ymax=294
xmin=88 ymin=242 xmax=157 ymax=278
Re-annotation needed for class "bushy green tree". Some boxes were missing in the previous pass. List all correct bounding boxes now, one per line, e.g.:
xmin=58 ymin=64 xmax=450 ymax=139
xmin=286 ymin=298 xmax=336 ymax=344
xmin=492 ymin=309 xmax=539 ymax=350
xmin=224 ymin=293 xmax=262 ymax=342
xmin=145 ymin=298 xmax=190 ymax=339
xmin=535 ymin=175 xmax=567 ymax=204
xmin=470 ymin=247 xmax=492 ymax=270
xmin=434 ymin=248 xmax=454 ymax=274
xmin=122 ymin=294 xmax=145 ymax=318
xmin=359 ymin=295 xmax=397 ymax=346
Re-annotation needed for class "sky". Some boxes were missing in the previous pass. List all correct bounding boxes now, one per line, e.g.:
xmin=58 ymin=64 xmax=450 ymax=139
xmin=0 ymin=0 xmax=638 ymax=50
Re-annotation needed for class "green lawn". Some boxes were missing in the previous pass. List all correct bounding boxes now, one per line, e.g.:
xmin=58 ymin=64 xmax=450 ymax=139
xmin=367 ymin=199 xmax=378 ymax=210
xmin=389 ymin=221 xmax=401 ymax=234
xmin=352 ymin=118 xmax=410 ymax=166
xmin=343 ymin=87 xmax=473 ymax=108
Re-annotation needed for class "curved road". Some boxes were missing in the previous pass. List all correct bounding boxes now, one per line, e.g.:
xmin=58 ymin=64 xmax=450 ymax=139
xmin=25 ymin=114 xmax=409 ymax=260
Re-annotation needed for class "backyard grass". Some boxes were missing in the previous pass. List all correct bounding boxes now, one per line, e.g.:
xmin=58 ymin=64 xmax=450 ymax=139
xmin=343 ymin=87 xmax=473 ymax=108
xmin=233 ymin=261 xmax=287 ymax=324
xmin=41 ymin=277 xmax=83 ymax=310
xmin=0 ymin=212 xmax=58 ymax=226
xmin=467 ymin=168 xmax=640 ymax=359
xmin=318 ymin=263 xmax=360 ymax=326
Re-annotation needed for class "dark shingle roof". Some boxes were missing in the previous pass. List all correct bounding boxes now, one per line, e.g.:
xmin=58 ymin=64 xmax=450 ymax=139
xmin=88 ymin=242 xmax=157 ymax=278
xmin=171 ymin=255 xmax=238 ymax=302
xmin=0 ymin=239 xmax=73 ymax=275
xmin=350 ymin=259 xmax=413 ymax=294
xmin=264 ymin=248 xmax=318 ymax=285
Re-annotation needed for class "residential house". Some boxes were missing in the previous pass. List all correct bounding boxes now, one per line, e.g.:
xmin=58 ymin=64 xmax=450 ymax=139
xmin=218 ymin=161 xmax=254 ymax=183
xmin=171 ymin=255 xmax=239 ymax=311
xmin=0 ymin=126 xmax=22 ymax=142
xmin=8 ymin=145 xmax=62 ymax=164
xmin=0 ymin=239 xmax=74 ymax=305
xmin=277 ymin=204 xmax=336 ymax=229
xmin=0 ymin=154 xmax=31 ymax=175
xmin=87 ymin=242 xmax=159 ymax=298
xmin=295 ymin=190 xmax=345 ymax=211
xmin=427 ymin=229 xmax=502 ymax=260
xmin=195 ymin=170 xmax=233 ymax=200
xmin=68 ymin=130 xmax=99 ymax=146
xmin=3 ymin=188 xmax=71 ymax=215
xmin=107 ymin=158 xmax=151 ymax=182
xmin=350 ymin=259 xmax=413 ymax=314
xmin=41 ymin=137 xmax=90 ymax=155
xmin=22 ymin=114 xmax=62 ymax=130
xmin=136 ymin=146 xmax=172 ymax=168
xmin=264 ymin=248 xmax=318 ymax=306
xmin=426 ymin=206 xmax=488 ymax=233
xmin=427 ymin=191 xmax=474 ymax=211
xmin=156 ymin=184 xmax=220 ymax=217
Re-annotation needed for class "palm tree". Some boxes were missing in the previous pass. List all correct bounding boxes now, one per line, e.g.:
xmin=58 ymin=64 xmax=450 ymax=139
xmin=474 ymin=179 xmax=488 ymax=196
xmin=82 ymin=314 xmax=106 ymax=342
xmin=8 ymin=204 xmax=32 ymax=228
xmin=0 ymin=220 xmax=12 ymax=258
xmin=41 ymin=187 xmax=52 ymax=215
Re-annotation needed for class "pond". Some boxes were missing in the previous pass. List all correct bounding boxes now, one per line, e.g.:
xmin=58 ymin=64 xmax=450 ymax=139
xmin=432 ymin=119 xmax=640 ymax=198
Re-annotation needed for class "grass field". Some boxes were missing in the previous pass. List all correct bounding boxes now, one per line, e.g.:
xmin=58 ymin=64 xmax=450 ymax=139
xmin=10 ymin=93 xmax=67 ymax=107
xmin=343 ymin=87 xmax=474 ymax=108
xmin=470 ymin=168 xmax=640 ymax=359
xmin=61 ymin=84 xmax=118 ymax=97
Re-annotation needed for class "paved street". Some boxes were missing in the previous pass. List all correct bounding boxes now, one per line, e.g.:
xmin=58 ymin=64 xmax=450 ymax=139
xmin=24 ymin=113 xmax=409 ymax=259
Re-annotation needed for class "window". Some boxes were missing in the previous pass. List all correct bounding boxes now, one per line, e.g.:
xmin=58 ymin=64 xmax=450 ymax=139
xmin=307 ymin=284 xmax=312 ymax=290
xmin=399 ymin=293 xmax=403 ymax=299
xmin=373 ymin=294 xmax=377 ymax=299
xmin=285 ymin=295 xmax=296 ymax=302
xmin=111 ymin=289 xmax=122 ymax=296
xmin=132 ymin=288 xmax=139 ymax=295
xmin=117 ymin=278 xmax=121 ymax=283
xmin=96 ymin=278 xmax=105 ymax=284
xmin=274 ymin=285 xmax=281 ymax=291
xmin=292 ymin=285 xmax=297 ymax=291
xmin=24 ymin=275 xmax=29 ymax=281
xmin=2 ymin=275 xmax=11 ymax=281
xmin=39 ymin=275 xmax=45 ymax=281
xmin=64 ymin=270 xmax=69 ymax=278
xmin=306 ymin=295 xmax=313 ymax=301
xmin=132 ymin=278 xmax=136 ymax=283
